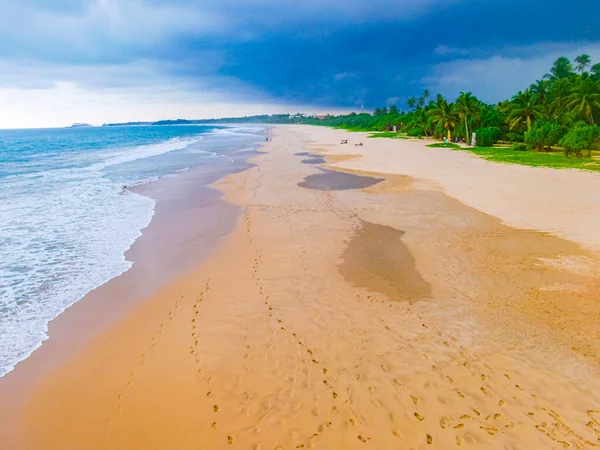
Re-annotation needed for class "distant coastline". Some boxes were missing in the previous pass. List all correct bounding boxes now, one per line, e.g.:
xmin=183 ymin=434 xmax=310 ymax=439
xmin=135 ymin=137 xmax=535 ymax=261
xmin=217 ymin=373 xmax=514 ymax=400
xmin=101 ymin=114 xmax=314 ymax=127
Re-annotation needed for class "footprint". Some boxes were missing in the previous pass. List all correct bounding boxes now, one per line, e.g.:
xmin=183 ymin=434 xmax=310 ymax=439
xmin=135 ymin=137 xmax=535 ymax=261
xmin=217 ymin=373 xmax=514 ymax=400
xmin=426 ymin=434 xmax=433 ymax=444
xmin=227 ymin=435 xmax=234 ymax=444
xmin=214 ymin=405 xmax=219 ymax=412
xmin=415 ymin=412 xmax=425 ymax=421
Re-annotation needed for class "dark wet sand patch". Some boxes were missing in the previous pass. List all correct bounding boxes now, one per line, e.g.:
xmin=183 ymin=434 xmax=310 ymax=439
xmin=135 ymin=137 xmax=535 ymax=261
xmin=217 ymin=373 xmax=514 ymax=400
xmin=298 ymin=170 xmax=383 ymax=191
xmin=301 ymin=157 xmax=326 ymax=164
xmin=339 ymin=221 xmax=431 ymax=301
xmin=295 ymin=152 xmax=312 ymax=156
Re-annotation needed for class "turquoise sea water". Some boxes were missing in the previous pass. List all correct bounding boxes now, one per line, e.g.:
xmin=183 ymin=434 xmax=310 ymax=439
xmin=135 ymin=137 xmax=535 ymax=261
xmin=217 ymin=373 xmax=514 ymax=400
xmin=0 ymin=124 xmax=264 ymax=377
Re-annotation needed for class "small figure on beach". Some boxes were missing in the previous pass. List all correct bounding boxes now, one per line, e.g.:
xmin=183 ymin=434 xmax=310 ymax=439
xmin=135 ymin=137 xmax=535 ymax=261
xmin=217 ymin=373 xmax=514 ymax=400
xmin=340 ymin=139 xmax=348 ymax=144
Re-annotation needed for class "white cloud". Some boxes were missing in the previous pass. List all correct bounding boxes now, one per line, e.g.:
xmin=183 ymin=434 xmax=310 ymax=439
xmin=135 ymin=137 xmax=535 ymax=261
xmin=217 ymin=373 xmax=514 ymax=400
xmin=0 ymin=81 xmax=350 ymax=129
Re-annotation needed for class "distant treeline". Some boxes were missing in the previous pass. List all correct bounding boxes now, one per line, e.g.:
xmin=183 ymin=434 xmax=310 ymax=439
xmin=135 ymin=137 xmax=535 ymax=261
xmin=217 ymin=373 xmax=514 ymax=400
xmin=104 ymin=55 xmax=600 ymax=157
xmin=307 ymin=55 xmax=600 ymax=158
xmin=102 ymin=115 xmax=314 ymax=127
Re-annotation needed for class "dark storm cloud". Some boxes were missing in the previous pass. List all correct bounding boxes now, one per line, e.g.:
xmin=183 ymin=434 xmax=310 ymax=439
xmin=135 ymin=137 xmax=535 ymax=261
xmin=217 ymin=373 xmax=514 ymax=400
xmin=1 ymin=0 xmax=599 ymax=108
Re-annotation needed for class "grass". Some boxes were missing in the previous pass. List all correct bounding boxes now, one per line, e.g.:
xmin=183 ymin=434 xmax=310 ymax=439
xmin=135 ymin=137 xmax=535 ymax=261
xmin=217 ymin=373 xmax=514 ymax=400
xmin=367 ymin=131 xmax=412 ymax=139
xmin=427 ymin=143 xmax=461 ymax=149
xmin=451 ymin=144 xmax=600 ymax=172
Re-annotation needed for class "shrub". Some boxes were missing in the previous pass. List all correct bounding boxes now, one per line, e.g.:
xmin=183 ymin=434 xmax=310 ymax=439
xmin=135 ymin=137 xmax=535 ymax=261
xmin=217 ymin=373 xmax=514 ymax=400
xmin=561 ymin=125 xmax=600 ymax=158
xmin=474 ymin=127 xmax=502 ymax=147
xmin=507 ymin=132 xmax=524 ymax=143
xmin=513 ymin=143 xmax=527 ymax=151
xmin=407 ymin=126 xmax=424 ymax=137
xmin=524 ymin=121 xmax=565 ymax=152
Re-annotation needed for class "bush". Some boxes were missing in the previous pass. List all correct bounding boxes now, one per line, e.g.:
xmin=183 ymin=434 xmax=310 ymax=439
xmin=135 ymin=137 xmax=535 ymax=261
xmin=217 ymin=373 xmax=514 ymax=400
xmin=513 ymin=143 xmax=527 ymax=151
xmin=561 ymin=125 xmax=600 ymax=158
xmin=524 ymin=121 xmax=565 ymax=152
xmin=407 ymin=126 xmax=424 ymax=137
xmin=507 ymin=132 xmax=524 ymax=143
xmin=474 ymin=127 xmax=502 ymax=147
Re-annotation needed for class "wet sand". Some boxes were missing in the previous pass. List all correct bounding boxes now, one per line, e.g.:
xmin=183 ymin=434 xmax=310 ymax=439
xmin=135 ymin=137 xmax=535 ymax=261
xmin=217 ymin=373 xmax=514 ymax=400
xmin=0 ymin=159 xmax=251 ymax=447
xmin=298 ymin=170 xmax=383 ymax=191
xmin=3 ymin=126 xmax=600 ymax=449
xmin=301 ymin=157 xmax=326 ymax=164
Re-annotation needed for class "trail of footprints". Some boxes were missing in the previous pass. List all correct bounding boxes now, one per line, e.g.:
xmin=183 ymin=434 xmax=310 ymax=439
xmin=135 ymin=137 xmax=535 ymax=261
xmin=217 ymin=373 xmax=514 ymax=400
xmin=315 ymin=176 xmax=600 ymax=448
xmin=372 ymin=306 xmax=600 ymax=448
xmin=245 ymin=203 xmax=373 ymax=448
xmin=158 ymin=153 xmax=600 ymax=448
xmin=103 ymin=292 xmax=185 ymax=443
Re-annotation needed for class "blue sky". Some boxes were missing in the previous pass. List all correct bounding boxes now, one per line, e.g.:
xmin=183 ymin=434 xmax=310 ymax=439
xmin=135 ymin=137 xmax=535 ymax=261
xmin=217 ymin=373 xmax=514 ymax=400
xmin=0 ymin=0 xmax=599 ymax=127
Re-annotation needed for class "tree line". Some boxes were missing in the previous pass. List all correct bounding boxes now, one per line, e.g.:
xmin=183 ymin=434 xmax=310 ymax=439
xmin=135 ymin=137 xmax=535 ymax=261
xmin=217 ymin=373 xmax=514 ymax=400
xmin=236 ymin=55 xmax=600 ymax=158
xmin=316 ymin=55 xmax=600 ymax=157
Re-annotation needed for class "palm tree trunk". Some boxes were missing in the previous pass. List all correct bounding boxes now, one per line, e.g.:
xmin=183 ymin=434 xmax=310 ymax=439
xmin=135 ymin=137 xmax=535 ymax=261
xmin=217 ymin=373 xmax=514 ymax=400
xmin=526 ymin=116 xmax=531 ymax=132
xmin=464 ymin=116 xmax=469 ymax=145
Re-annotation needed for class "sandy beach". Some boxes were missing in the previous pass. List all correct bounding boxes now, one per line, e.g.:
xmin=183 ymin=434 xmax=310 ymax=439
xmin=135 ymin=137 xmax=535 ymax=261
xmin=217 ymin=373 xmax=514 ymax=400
xmin=2 ymin=125 xmax=600 ymax=449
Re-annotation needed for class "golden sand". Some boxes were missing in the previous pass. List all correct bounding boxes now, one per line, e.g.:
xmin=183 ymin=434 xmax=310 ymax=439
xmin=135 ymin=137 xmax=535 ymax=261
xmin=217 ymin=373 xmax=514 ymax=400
xmin=6 ymin=125 xmax=600 ymax=449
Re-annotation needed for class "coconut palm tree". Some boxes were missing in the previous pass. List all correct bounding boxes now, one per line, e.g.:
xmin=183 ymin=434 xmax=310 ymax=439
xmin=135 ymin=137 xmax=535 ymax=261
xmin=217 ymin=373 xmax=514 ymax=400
xmin=428 ymin=95 xmax=458 ymax=140
xmin=506 ymin=90 xmax=543 ymax=131
xmin=454 ymin=92 xmax=480 ymax=144
xmin=529 ymin=79 xmax=550 ymax=105
xmin=547 ymin=77 xmax=573 ymax=118
xmin=591 ymin=63 xmax=600 ymax=81
xmin=574 ymin=54 xmax=591 ymax=74
xmin=545 ymin=56 xmax=574 ymax=81
xmin=407 ymin=97 xmax=417 ymax=110
xmin=566 ymin=77 xmax=600 ymax=125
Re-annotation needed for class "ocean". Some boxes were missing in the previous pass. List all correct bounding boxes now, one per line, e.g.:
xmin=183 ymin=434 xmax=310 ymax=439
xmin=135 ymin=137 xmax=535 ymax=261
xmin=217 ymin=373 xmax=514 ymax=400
xmin=0 ymin=124 xmax=265 ymax=377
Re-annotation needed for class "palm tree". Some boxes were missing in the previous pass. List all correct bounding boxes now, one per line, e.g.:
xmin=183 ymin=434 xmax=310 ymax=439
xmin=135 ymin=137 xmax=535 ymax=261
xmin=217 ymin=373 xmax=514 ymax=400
xmin=428 ymin=95 xmax=458 ymax=140
xmin=566 ymin=77 xmax=600 ymax=125
xmin=545 ymin=56 xmax=574 ymax=81
xmin=454 ymin=92 xmax=480 ymax=144
xmin=529 ymin=79 xmax=549 ymax=105
xmin=591 ymin=63 xmax=600 ymax=81
xmin=574 ymin=54 xmax=591 ymax=74
xmin=548 ymin=77 xmax=573 ymax=118
xmin=407 ymin=97 xmax=417 ymax=110
xmin=507 ymin=90 xmax=543 ymax=131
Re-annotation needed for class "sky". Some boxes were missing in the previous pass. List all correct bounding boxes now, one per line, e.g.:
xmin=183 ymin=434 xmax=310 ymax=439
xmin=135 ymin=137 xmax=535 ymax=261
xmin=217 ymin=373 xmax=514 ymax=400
xmin=0 ymin=0 xmax=599 ymax=128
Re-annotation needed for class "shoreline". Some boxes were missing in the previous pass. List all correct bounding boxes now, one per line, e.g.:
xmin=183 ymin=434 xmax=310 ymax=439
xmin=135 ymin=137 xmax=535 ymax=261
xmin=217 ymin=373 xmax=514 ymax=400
xmin=2 ymin=125 xmax=600 ymax=449
xmin=0 ymin=143 xmax=260 ymax=446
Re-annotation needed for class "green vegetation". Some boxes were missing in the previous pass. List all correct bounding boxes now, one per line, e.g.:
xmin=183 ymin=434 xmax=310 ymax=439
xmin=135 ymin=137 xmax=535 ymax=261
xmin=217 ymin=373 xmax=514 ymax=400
xmin=427 ymin=143 xmax=460 ymax=149
xmin=367 ymin=131 xmax=411 ymax=139
xmin=455 ymin=145 xmax=600 ymax=172
xmin=117 ymin=55 xmax=600 ymax=170
xmin=301 ymin=54 xmax=600 ymax=169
